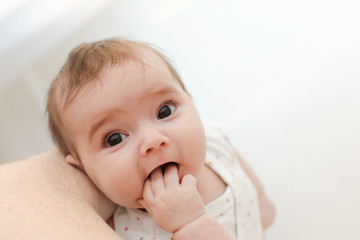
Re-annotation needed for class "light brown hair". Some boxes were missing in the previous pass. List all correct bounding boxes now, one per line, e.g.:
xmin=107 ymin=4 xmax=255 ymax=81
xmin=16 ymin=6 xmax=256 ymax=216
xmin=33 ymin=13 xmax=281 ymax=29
xmin=47 ymin=37 xmax=187 ymax=155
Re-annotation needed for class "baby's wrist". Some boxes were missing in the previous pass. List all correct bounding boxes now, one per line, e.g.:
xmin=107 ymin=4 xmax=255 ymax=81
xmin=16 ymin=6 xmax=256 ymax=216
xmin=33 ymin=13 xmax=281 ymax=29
xmin=172 ymin=214 xmax=207 ymax=238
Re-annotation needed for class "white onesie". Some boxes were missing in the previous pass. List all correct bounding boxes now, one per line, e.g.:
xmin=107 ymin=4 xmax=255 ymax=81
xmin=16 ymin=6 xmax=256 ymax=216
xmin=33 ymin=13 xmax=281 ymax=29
xmin=114 ymin=124 xmax=263 ymax=239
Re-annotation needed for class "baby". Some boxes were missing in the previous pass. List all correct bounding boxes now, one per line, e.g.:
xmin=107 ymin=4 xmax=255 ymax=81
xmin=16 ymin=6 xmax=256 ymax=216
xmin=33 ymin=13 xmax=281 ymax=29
xmin=47 ymin=38 xmax=275 ymax=239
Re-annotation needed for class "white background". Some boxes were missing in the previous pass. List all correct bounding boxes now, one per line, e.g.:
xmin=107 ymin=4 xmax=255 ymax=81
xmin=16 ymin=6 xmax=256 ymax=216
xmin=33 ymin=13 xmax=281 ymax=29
xmin=0 ymin=0 xmax=359 ymax=239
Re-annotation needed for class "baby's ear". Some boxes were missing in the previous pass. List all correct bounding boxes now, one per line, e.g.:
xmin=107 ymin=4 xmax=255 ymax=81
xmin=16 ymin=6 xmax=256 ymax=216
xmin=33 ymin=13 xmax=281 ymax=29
xmin=66 ymin=154 xmax=84 ymax=171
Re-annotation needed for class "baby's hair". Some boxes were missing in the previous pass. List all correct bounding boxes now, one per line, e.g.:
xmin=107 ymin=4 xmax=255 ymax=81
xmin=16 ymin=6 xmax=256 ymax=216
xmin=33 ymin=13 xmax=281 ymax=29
xmin=47 ymin=37 xmax=186 ymax=156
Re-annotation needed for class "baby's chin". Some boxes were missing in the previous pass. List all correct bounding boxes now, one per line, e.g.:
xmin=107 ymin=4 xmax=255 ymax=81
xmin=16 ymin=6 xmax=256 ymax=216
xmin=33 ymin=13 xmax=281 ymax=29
xmin=109 ymin=193 xmax=145 ymax=209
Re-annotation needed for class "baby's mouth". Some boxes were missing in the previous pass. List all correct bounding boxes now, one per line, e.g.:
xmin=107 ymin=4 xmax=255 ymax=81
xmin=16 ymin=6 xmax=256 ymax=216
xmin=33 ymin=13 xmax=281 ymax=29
xmin=160 ymin=162 xmax=178 ymax=174
xmin=148 ymin=162 xmax=179 ymax=179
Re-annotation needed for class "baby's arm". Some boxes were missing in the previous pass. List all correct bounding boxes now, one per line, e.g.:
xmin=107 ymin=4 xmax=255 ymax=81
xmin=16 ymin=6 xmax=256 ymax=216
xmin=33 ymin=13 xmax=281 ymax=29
xmin=233 ymin=148 xmax=276 ymax=229
xmin=138 ymin=164 xmax=235 ymax=240
xmin=0 ymin=150 xmax=122 ymax=240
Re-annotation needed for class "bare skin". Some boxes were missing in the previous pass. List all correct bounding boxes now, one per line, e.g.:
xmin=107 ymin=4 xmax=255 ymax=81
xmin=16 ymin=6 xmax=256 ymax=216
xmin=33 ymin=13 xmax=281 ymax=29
xmin=0 ymin=150 xmax=121 ymax=240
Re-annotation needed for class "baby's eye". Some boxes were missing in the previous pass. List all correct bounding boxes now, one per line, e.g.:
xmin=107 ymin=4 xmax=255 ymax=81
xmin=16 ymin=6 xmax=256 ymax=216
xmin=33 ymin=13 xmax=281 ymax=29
xmin=157 ymin=102 xmax=176 ymax=119
xmin=105 ymin=132 xmax=128 ymax=147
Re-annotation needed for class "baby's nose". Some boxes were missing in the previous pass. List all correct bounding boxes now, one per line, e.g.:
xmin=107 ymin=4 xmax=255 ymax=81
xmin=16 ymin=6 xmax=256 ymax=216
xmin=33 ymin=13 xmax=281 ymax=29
xmin=139 ymin=130 xmax=169 ymax=156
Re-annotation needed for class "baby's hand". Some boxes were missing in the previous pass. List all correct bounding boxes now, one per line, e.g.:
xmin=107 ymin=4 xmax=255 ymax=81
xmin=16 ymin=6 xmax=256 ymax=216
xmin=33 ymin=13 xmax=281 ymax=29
xmin=138 ymin=164 xmax=205 ymax=233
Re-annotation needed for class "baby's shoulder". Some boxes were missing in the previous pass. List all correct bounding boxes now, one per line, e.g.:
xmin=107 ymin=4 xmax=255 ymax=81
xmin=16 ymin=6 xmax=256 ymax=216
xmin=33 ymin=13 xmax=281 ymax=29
xmin=203 ymin=121 xmax=236 ymax=160
xmin=203 ymin=121 xmax=231 ymax=144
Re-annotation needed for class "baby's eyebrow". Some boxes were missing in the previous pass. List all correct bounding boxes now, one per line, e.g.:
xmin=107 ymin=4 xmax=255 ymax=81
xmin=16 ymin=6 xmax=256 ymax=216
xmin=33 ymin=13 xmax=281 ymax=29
xmin=150 ymin=88 xmax=176 ymax=97
xmin=89 ymin=118 xmax=106 ymax=140
xmin=88 ymin=111 xmax=121 ymax=140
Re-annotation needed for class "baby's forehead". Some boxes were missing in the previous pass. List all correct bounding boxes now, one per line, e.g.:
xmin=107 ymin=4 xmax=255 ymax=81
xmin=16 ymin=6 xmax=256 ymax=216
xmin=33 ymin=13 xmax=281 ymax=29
xmin=68 ymin=52 xmax=174 ymax=103
xmin=67 ymin=49 xmax=166 ymax=96
xmin=99 ymin=53 xmax=174 ymax=86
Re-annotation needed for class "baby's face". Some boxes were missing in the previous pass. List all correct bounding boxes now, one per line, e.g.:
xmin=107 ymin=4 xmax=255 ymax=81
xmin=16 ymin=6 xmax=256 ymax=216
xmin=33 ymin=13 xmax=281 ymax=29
xmin=63 ymin=51 xmax=206 ymax=208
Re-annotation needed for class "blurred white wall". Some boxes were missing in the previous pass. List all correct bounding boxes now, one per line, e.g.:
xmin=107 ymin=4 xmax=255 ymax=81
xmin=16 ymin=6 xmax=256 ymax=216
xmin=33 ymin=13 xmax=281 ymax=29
xmin=0 ymin=0 xmax=359 ymax=239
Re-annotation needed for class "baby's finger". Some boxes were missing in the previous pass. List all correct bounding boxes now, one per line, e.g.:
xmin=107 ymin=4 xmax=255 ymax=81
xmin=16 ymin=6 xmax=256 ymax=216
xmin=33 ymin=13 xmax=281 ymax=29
xmin=137 ymin=198 xmax=153 ymax=216
xmin=180 ymin=174 xmax=197 ymax=187
xmin=164 ymin=164 xmax=180 ymax=187
xmin=150 ymin=167 xmax=165 ymax=193
xmin=137 ymin=198 xmax=148 ymax=210
xmin=142 ymin=178 xmax=154 ymax=202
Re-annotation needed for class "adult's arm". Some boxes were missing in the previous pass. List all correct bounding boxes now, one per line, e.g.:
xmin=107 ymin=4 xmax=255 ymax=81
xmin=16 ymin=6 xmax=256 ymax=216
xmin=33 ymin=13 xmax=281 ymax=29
xmin=0 ymin=149 xmax=122 ymax=240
